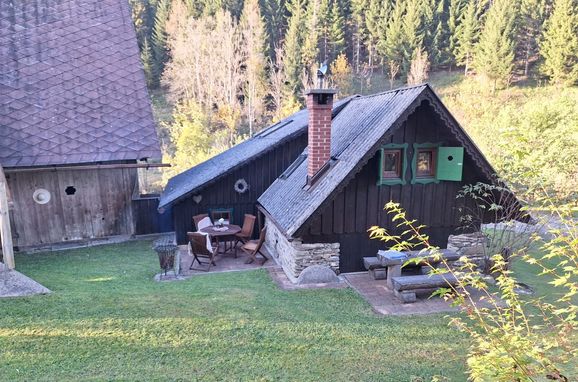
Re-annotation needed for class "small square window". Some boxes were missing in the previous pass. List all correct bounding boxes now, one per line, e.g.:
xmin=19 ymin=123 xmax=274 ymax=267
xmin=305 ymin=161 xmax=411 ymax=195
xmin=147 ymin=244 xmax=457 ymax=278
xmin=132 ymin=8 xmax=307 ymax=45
xmin=382 ymin=149 xmax=402 ymax=179
xmin=416 ymin=148 xmax=436 ymax=177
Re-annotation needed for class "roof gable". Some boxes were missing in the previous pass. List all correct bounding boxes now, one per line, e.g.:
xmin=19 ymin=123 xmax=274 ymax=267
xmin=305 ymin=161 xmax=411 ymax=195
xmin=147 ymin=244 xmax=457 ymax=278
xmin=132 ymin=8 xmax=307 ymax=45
xmin=258 ymin=84 xmax=497 ymax=237
xmin=158 ymin=97 xmax=354 ymax=209
xmin=0 ymin=0 xmax=161 ymax=168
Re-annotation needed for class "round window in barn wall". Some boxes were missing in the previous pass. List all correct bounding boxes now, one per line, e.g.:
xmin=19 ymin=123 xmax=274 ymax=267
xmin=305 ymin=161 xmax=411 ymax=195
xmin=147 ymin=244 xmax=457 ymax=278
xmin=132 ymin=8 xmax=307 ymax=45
xmin=65 ymin=186 xmax=76 ymax=195
xmin=32 ymin=188 xmax=51 ymax=205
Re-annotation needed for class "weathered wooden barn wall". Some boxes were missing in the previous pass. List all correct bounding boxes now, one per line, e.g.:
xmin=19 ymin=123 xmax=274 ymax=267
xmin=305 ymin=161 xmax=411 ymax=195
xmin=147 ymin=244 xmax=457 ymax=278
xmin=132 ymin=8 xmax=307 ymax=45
xmin=6 ymin=168 xmax=137 ymax=248
xmin=300 ymin=103 xmax=488 ymax=273
xmin=172 ymin=133 xmax=308 ymax=244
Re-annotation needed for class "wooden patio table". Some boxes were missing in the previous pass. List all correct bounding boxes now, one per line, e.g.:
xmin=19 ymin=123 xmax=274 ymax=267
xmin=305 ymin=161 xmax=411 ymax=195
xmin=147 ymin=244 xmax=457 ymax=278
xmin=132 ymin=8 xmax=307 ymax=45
xmin=199 ymin=224 xmax=242 ymax=255
xmin=377 ymin=249 xmax=460 ymax=289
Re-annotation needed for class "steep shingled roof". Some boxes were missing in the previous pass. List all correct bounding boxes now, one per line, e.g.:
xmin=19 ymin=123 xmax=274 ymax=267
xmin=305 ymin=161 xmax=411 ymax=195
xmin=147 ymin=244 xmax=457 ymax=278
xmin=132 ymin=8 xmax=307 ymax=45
xmin=0 ymin=0 xmax=161 ymax=168
xmin=158 ymin=97 xmax=354 ymax=209
xmin=258 ymin=84 xmax=497 ymax=237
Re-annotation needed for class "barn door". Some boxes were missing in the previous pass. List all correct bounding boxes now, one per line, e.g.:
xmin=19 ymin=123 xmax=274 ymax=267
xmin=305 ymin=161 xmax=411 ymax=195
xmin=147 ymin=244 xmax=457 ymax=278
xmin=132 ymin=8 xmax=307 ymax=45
xmin=436 ymin=147 xmax=464 ymax=181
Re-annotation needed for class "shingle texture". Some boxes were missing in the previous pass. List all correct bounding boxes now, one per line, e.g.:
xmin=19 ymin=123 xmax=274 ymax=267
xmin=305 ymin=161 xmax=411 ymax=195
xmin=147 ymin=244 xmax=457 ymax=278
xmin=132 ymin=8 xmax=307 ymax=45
xmin=159 ymin=97 xmax=354 ymax=209
xmin=258 ymin=85 xmax=429 ymax=237
xmin=0 ymin=0 xmax=161 ymax=168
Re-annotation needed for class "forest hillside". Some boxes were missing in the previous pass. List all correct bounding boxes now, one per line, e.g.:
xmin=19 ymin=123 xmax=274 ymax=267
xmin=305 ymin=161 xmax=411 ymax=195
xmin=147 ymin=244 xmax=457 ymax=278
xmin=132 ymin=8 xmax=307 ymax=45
xmin=128 ymin=0 xmax=578 ymax=205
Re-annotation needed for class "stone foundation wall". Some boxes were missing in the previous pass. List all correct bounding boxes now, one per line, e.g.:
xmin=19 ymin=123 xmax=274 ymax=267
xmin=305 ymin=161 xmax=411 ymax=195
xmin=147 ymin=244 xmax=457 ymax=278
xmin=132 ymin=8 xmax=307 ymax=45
xmin=264 ymin=218 xmax=340 ymax=282
xmin=447 ymin=232 xmax=488 ymax=268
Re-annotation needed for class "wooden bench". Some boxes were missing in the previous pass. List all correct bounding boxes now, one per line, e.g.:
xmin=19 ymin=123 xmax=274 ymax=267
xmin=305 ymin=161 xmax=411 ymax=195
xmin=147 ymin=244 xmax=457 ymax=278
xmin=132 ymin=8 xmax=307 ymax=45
xmin=392 ymin=274 xmax=459 ymax=303
xmin=363 ymin=257 xmax=387 ymax=280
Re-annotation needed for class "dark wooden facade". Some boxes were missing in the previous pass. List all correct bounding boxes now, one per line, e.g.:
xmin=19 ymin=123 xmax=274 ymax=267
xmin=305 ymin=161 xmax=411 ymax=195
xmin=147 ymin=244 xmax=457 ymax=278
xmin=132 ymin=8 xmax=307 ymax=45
xmin=172 ymin=133 xmax=308 ymax=244
xmin=6 ymin=167 xmax=138 ymax=249
xmin=133 ymin=196 xmax=174 ymax=235
xmin=299 ymin=103 xmax=487 ymax=273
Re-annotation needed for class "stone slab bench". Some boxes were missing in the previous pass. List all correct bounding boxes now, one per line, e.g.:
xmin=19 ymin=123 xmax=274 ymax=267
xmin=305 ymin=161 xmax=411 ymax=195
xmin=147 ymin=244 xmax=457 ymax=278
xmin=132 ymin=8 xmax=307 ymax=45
xmin=377 ymin=249 xmax=461 ymax=289
xmin=363 ymin=257 xmax=387 ymax=280
xmin=392 ymin=274 xmax=459 ymax=303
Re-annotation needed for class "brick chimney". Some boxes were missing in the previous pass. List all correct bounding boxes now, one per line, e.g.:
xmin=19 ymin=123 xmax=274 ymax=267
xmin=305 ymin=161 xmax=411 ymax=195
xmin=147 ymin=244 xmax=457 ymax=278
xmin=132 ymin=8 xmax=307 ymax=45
xmin=306 ymin=88 xmax=336 ymax=184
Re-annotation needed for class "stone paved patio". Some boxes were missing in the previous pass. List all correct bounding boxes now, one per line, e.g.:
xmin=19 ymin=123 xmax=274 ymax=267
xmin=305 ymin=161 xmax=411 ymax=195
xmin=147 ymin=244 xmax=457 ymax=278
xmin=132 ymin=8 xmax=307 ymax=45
xmin=155 ymin=244 xmax=276 ymax=281
xmin=344 ymin=272 xmax=491 ymax=316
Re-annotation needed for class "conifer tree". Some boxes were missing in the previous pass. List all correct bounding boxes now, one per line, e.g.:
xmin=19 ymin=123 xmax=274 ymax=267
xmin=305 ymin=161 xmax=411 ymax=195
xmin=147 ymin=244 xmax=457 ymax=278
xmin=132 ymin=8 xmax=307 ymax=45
xmin=302 ymin=0 xmax=321 ymax=73
xmin=420 ymin=0 xmax=437 ymax=54
xmin=540 ymin=0 xmax=578 ymax=85
xmin=518 ymin=0 xmax=548 ymax=76
xmin=365 ymin=0 xmax=389 ymax=71
xmin=379 ymin=0 xmax=405 ymax=81
xmin=260 ymin=0 xmax=287 ymax=58
xmin=329 ymin=0 xmax=346 ymax=58
xmin=455 ymin=0 xmax=482 ymax=75
xmin=350 ymin=0 xmax=369 ymax=73
xmin=284 ymin=0 xmax=307 ymax=95
xmin=402 ymin=0 xmax=425 ymax=74
xmin=447 ymin=0 xmax=465 ymax=69
xmin=240 ymin=0 xmax=267 ymax=135
xmin=151 ymin=0 xmax=171 ymax=86
xmin=318 ymin=0 xmax=332 ymax=61
xmin=429 ymin=0 xmax=451 ymax=68
xmin=473 ymin=0 xmax=518 ymax=91
xmin=140 ymin=37 xmax=155 ymax=88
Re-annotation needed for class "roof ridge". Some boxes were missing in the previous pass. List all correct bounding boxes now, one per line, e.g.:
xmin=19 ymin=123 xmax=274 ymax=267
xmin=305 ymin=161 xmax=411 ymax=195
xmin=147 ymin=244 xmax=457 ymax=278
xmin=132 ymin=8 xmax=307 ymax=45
xmin=355 ymin=83 xmax=429 ymax=100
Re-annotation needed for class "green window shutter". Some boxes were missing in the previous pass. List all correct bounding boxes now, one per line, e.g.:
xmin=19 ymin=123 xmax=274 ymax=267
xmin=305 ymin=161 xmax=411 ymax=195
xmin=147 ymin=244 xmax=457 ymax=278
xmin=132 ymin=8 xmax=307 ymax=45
xmin=436 ymin=147 xmax=464 ymax=181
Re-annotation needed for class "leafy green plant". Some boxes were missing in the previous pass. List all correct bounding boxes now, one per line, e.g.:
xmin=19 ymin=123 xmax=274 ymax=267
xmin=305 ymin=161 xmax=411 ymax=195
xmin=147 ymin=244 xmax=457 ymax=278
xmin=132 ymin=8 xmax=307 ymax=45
xmin=456 ymin=182 xmax=541 ymax=274
xmin=369 ymin=201 xmax=577 ymax=381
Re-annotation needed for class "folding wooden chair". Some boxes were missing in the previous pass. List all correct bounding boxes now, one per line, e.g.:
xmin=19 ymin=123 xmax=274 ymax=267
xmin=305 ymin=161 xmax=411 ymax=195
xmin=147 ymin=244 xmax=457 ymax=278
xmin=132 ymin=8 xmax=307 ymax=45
xmin=241 ymin=227 xmax=268 ymax=265
xmin=193 ymin=214 xmax=210 ymax=231
xmin=234 ymin=214 xmax=256 ymax=254
xmin=188 ymin=232 xmax=217 ymax=271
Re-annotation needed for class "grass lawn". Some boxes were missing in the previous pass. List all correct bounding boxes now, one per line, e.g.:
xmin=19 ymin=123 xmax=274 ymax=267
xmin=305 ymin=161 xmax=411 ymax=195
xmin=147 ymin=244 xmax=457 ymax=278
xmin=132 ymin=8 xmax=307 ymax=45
xmin=0 ymin=240 xmax=469 ymax=381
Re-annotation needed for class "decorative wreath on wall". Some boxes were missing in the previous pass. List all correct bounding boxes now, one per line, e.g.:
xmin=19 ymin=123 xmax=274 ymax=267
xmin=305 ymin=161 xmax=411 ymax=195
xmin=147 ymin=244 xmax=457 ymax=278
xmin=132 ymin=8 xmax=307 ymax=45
xmin=234 ymin=178 xmax=249 ymax=194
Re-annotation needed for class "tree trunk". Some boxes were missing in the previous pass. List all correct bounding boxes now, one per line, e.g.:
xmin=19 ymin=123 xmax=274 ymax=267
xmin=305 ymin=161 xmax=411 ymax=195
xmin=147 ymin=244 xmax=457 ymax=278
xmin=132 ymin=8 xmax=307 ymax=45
xmin=524 ymin=45 xmax=530 ymax=77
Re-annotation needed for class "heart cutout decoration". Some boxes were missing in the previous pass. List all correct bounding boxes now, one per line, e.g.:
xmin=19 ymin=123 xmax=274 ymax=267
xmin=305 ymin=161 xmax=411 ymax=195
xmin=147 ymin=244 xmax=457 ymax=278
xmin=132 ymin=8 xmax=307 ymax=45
xmin=192 ymin=195 xmax=202 ymax=204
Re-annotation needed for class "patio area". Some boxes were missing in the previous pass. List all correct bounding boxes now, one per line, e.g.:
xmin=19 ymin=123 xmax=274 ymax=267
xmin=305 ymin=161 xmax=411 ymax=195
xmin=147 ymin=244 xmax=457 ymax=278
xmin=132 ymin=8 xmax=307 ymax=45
xmin=155 ymin=243 xmax=276 ymax=281
xmin=180 ymin=244 xmax=276 ymax=276
xmin=343 ymin=272 xmax=456 ymax=315
xmin=343 ymin=272 xmax=494 ymax=316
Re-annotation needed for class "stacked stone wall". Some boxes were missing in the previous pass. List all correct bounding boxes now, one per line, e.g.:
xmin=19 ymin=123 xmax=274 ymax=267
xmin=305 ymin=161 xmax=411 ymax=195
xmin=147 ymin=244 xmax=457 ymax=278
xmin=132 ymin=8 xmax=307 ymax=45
xmin=264 ymin=218 xmax=339 ymax=282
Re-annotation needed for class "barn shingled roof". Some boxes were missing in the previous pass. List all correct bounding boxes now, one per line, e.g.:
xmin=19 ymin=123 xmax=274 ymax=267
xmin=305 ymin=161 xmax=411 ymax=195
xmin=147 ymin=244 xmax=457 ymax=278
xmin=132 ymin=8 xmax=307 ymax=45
xmin=158 ymin=97 xmax=354 ymax=209
xmin=258 ymin=84 xmax=497 ymax=237
xmin=0 ymin=0 xmax=161 ymax=168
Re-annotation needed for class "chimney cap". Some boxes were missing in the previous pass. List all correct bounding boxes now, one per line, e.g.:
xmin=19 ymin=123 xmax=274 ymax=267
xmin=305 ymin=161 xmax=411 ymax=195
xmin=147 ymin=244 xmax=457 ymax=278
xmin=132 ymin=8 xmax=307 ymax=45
xmin=305 ymin=88 xmax=336 ymax=96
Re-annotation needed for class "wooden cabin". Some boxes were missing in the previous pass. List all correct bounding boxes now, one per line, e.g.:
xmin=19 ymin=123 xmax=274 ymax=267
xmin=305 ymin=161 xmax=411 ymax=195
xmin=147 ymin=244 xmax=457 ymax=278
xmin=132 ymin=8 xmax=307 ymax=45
xmin=0 ymin=0 xmax=162 ymax=250
xmin=162 ymin=84 xmax=505 ymax=280
xmin=158 ymin=99 xmax=351 ymax=244
xmin=258 ymin=85 xmax=498 ymax=278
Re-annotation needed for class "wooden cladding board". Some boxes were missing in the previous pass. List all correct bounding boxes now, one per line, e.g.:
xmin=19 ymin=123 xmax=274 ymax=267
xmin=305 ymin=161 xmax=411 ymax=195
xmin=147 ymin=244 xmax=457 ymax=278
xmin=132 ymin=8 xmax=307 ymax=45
xmin=6 ymin=167 xmax=136 ymax=248
xmin=133 ymin=197 xmax=174 ymax=235
xmin=302 ymin=103 xmax=488 ymax=273
xmin=172 ymin=133 xmax=308 ymax=244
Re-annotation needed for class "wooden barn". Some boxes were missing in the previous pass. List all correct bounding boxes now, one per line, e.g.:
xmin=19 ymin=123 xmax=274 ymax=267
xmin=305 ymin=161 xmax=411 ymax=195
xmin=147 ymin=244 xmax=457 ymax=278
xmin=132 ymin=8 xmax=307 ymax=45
xmin=0 ymin=0 xmax=162 ymax=250
xmin=161 ymin=84 xmax=503 ymax=279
